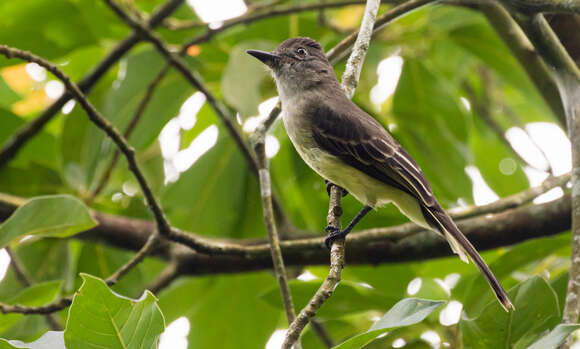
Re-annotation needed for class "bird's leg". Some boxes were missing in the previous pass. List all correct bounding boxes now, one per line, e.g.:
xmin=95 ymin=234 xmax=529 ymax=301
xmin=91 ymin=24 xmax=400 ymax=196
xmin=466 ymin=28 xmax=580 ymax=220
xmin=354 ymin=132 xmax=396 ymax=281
xmin=324 ymin=179 xmax=348 ymax=197
xmin=325 ymin=205 xmax=372 ymax=249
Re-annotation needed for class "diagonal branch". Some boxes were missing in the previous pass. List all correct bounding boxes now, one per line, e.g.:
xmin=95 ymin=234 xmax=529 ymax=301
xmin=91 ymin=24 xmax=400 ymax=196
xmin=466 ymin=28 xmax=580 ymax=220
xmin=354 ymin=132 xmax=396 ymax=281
xmin=0 ymin=0 xmax=184 ymax=170
xmin=90 ymin=64 xmax=172 ymax=199
xmin=252 ymin=127 xmax=299 ymax=344
xmin=283 ymin=0 xmax=380 ymax=347
xmin=104 ymin=0 xmax=257 ymax=174
xmin=0 ymin=45 xmax=173 ymax=315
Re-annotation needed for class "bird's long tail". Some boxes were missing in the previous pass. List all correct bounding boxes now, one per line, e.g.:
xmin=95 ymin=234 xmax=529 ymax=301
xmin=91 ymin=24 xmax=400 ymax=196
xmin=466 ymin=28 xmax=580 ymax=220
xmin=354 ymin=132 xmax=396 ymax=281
xmin=421 ymin=204 xmax=515 ymax=312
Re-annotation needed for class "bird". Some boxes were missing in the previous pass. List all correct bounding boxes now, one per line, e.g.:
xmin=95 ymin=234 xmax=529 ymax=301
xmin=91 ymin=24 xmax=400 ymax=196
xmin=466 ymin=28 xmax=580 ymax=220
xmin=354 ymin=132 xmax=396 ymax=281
xmin=247 ymin=37 xmax=514 ymax=312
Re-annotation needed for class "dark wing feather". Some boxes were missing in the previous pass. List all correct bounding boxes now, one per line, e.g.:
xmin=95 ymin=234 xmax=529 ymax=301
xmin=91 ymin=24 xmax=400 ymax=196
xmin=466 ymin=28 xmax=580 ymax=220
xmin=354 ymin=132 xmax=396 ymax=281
xmin=310 ymin=101 xmax=514 ymax=312
xmin=310 ymin=102 xmax=435 ymax=208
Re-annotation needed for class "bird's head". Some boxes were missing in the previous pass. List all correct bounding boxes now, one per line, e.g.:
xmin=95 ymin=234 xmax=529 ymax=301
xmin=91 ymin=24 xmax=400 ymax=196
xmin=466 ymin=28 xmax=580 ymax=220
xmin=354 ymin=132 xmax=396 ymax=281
xmin=247 ymin=37 xmax=338 ymax=97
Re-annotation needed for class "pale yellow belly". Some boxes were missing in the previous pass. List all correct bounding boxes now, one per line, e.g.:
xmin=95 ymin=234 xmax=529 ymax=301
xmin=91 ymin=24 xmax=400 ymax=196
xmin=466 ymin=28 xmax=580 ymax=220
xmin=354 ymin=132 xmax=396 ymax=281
xmin=295 ymin=145 xmax=430 ymax=229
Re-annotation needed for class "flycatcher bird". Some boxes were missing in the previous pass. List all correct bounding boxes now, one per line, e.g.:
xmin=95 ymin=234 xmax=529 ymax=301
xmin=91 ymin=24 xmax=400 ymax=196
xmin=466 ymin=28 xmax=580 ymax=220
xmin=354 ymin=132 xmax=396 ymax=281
xmin=247 ymin=37 xmax=514 ymax=311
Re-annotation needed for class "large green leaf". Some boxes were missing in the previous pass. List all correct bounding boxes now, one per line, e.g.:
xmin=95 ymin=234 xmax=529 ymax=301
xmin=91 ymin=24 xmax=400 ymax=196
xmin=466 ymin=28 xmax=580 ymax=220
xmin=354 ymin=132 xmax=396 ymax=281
xmin=64 ymin=274 xmax=165 ymax=349
xmin=332 ymin=298 xmax=445 ymax=349
xmin=460 ymin=276 xmax=560 ymax=349
xmin=0 ymin=195 xmax=96 ymax=248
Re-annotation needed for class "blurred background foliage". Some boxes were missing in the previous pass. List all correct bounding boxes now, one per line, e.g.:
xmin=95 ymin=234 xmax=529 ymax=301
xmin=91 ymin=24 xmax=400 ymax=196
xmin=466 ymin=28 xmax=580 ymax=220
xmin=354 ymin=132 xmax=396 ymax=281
xmin=0 ymin=0 xmax=575 ymax=348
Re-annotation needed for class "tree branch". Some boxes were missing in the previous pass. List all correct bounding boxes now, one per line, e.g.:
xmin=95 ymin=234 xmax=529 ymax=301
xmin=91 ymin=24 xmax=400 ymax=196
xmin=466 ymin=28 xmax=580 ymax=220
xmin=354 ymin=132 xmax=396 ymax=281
xmin=251 ymin=125 xmax=298 ymax=335
xmin=283 ymin=1 xmax=379 ymax=346
xmin=0 ymin=0 xmax=184 ymax=170
xmin=282 ymin=186 xmax=346 ymax=349
xmin=5 ymin=247 xmax=63 ymax=330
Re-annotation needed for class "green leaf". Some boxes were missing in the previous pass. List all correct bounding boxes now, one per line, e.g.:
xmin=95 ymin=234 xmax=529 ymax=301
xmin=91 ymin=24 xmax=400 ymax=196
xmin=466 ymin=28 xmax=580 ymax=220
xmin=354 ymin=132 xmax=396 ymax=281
xmin=460 ymin=276 xmax=560 ymax=349
xmin=64 ymin=274 xmax=165 ymax=349
xmin=2 ymin=331 xmax=65 ymax=349
xmin=527 ymin=324 xmax=580 ymax=349
xmin=0 ymin=281 xmax=62 ymax=333
xmin=332 ymin=298 xmax=445 ymax=349
xmin=0 ymin=195 xmax=96 ymax=248
xmin=261 ymin=279 xmax=399 ymax=319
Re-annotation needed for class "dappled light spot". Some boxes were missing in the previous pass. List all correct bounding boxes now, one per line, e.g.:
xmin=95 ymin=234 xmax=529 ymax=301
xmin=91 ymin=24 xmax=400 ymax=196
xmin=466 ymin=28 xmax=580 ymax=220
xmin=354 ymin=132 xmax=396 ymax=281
xmin=420 ymin=330 xmax=441 ymax=348
xmin=45 ymin=80 xmax=64 ymax=99
xmin=266 ymin=135 xmax=280 ymax=159
xmin=297 ymin=270 xmax=317 ymax=281
xmin=392 ymin=338 xmax=406 ymax=348
xmin=407 ymin=277 xmax=422 ymax=295
xmin=187 ymin=0 xmax=247 ymax=23
xmin=465 ymin=166 xmax=499 ymax=205
xmin=25 ymin=62 xmax=46 ymax=82
xmin=439 ymin=300 xmax=463 ymax=326
xmin=266 ymin=329 xmax=286 ymax=349
xmin=370 ymin=55 xmax=403 ymax=108
xmin=499 ymin=157 xmax=517 ymax=175
xmin=173 ymin=125 xmax=219 ymax=173
xmin=0 ymin=249 xmax=10 ymax=282
xmin=160 ymin=317 xmax=190 ymax=349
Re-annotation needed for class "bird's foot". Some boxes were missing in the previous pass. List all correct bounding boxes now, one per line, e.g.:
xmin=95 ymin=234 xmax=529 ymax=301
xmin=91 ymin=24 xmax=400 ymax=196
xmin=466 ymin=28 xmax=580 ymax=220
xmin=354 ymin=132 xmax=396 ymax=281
xmin=324 ymin=179 xmax=348 ymax=197
xmin=324 ymin=225 xmax=347 ymax=249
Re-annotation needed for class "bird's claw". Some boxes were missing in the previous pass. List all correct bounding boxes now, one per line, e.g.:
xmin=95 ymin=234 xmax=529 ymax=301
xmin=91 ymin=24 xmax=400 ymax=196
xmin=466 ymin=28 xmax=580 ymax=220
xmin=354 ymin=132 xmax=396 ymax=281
xmin=324 ymin=180 xmax=348 ymax=197
xmin=324 ymin=225 xmax=346 ymax=249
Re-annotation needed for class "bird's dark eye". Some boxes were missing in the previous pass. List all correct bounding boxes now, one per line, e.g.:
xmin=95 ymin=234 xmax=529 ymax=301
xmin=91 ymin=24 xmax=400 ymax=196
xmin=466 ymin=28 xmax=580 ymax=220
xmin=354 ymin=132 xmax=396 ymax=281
xmin=296 ymin=48 xmax=308 ymax=56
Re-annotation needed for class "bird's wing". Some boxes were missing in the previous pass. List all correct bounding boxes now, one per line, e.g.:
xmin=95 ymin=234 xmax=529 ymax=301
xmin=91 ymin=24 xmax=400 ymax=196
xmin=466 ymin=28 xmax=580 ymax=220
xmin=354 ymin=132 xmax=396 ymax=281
xmin=310 ymin=102 xmax=436 ymax=208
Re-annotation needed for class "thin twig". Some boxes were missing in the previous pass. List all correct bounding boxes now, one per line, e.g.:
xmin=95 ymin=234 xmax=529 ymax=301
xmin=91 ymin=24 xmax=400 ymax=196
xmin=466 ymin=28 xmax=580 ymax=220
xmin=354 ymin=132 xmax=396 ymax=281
xmin=0 ymin=0 xmax=184 ymax=170
xmin=90 ymin=64 xmax=172 ymax=199
xmin=311 ymin=319 xmax=335 ymax=348
xmin=252 ymin=129 xmax=299 ymax=344
xmin=283 ymin=1 xmax=380 ymax=346
xmin=282 ymin=186 xmax=346 ymax=349
xmin=5 ymin=247 xmax=63 ymax=330
xmin=145 ymin=261 xmax=180 ymax=294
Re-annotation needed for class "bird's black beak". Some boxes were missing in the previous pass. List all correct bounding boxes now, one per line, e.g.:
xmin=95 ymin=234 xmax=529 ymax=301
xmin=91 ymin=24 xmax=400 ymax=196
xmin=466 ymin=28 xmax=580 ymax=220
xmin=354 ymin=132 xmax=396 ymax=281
xmin=247 ymin=49 xmax=280 ymax=67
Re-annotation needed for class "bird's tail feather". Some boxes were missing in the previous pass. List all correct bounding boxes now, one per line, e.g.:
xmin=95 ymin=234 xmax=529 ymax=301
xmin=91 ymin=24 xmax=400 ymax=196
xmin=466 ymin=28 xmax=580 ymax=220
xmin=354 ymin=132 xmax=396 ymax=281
xmin=422 ymin=205 xmax=515 ymax=312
